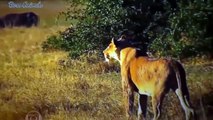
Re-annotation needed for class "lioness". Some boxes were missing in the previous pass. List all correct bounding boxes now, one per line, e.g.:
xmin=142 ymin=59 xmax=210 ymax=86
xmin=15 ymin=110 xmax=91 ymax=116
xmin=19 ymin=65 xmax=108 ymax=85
xmin=103 ymin=38 xmax=194 ymax=120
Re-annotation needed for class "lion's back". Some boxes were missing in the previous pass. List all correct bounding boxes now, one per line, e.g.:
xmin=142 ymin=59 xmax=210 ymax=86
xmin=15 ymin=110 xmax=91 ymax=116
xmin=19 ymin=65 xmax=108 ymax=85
xmin=130 ymin=57 xmax=172 ymax=86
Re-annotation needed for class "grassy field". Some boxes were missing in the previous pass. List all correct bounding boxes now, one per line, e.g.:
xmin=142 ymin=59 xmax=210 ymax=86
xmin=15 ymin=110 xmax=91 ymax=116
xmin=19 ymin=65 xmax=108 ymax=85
xmin=0 ymin=1 xmax=213 ymax=120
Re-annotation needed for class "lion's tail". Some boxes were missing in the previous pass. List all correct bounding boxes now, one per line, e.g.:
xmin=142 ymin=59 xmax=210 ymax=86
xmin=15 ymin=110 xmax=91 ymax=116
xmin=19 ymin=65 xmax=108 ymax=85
xmin=172 ymin=61 xmax=195 ymax=120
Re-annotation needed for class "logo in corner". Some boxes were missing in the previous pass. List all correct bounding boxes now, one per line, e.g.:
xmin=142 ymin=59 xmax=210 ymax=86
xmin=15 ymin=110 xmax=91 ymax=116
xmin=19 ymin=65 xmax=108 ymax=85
xmin=25 ymin=111 xmax=42 ymax=120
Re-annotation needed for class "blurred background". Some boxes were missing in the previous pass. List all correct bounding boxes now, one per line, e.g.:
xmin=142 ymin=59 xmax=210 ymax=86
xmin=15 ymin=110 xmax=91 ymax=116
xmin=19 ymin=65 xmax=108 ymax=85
xmin=0 ymin=0 xmax=212 ymax=120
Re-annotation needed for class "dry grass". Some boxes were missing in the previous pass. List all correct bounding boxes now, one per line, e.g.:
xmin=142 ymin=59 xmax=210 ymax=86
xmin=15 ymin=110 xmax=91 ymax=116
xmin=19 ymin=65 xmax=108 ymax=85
xmin=0 ymin=26 xmax=125 ymax=120
xmin=0 ymin=25 xmax=212 ymax=120
xmin=0 ymin=1 xmax=213 ymax=120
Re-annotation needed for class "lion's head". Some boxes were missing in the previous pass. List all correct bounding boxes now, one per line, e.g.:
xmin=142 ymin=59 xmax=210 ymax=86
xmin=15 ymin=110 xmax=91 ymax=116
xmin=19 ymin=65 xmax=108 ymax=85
xmin=103 ymin=38 xmax=120 ymax=62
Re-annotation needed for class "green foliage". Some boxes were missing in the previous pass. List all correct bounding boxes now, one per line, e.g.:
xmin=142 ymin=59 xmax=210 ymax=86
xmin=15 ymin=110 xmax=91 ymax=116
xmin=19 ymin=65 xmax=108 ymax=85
xmin=43 ymin=0 xmax=127 ymax=59
xmin=43 ymin=0 xmax=213 ymax=59
xmin=42 ymin=35 xmax=65 ymax=51
xmin=150 ymin=0 xmax=213 ymax=58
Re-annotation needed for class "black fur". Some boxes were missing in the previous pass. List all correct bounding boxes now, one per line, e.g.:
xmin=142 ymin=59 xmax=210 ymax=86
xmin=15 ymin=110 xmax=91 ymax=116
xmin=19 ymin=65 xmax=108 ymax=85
xmin=0 ymin=12 xmax=39 ymax=28
xmin=0 ymin=18 xmax=4 ymax=28
xmin=114 ymin=34 xmax=148 ymax=59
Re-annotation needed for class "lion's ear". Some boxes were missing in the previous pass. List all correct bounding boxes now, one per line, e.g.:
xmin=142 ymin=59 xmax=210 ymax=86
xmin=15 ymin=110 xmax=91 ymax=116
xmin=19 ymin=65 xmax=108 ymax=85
xmin=111 ymin=38 xmax=119 ymax=47
xmin=111 ymin=38 xmax=115 ymax=44
xmin=120 ymin=35 xmax=126 ymax=40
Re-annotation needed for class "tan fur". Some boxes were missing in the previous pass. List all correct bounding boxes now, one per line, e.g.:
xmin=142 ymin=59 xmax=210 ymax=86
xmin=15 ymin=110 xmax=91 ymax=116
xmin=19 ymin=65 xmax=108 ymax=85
xmin=103 ymin=39 xmax=195 ymax=120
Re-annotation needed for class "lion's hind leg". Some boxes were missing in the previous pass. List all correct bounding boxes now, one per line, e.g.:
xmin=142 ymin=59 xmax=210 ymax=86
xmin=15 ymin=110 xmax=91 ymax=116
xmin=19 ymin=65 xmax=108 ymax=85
xmin=175 ymin=88 xmax=194 ymax=120
xmin=138 ymin=94 xmax=148 ymax=120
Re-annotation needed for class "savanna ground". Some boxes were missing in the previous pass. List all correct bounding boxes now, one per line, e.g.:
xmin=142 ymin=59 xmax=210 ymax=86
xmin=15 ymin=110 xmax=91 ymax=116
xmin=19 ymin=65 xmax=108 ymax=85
xmin=0 ymin=1 xmax=213 ymax=120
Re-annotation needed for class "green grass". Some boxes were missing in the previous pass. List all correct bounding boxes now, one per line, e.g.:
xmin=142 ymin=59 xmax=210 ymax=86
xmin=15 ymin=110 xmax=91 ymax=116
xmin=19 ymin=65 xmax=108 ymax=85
xmin=0 ymin=1 xmax=213 ymax=120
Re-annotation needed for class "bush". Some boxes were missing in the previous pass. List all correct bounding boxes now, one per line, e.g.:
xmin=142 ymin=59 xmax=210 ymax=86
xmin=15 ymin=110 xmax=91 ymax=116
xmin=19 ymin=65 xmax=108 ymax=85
xmin=42 ymin=35 xmax=64 ymax=51
xmin=149 ymin=0 xmax=213 ymax=59
xmin=42 ymin=0 xmax=127 ymax=59
xmin=43 ymin=0 xmax=213 ymax=59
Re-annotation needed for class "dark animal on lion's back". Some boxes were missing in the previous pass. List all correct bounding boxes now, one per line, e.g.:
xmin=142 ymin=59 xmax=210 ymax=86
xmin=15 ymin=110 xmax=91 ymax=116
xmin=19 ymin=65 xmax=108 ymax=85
xmin=2 ymin=12 xmax=39 ymax=28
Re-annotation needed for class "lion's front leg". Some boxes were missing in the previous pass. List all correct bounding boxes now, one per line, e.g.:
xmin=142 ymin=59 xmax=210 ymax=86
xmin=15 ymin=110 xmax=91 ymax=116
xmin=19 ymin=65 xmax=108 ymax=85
xmin=122 ymin=76 xmax=134 ymax=119
xmin=127 ymin=85 xmax=134 ymax=119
